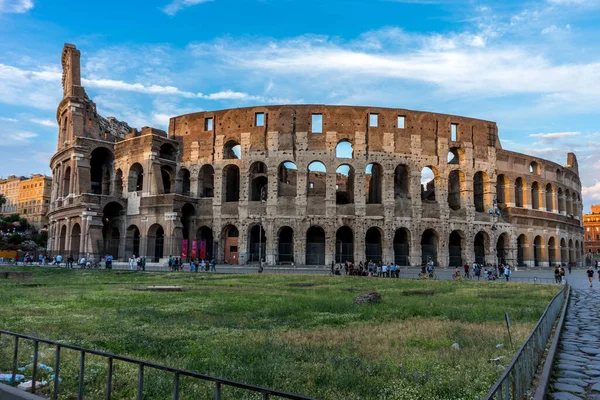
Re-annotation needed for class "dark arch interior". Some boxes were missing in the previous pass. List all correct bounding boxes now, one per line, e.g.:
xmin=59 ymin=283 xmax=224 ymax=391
xmin=306 ymin=226 xmax=325 ymax=265
xmin=102 ymin=202 xmax=123 ymax=258
xmin=278 ymin=227 xmax=294 ymax=263
xmin=365 ymin=227 xmax=382 ymax=263
xmin=223 ymin=165 xmax=240 ymax=202
xmin=159 ymin=143 xmax=177 ymax=161
xmin=421 ymin=229 xmax=437 ymax=265
xmin=126 ymin=225 xmax=141 ymax=257
xmin=90 ymin=147 xmax=113 ymax=195
xmin=474 ymin=232 xmax=486 ymax=265
xmin=199 ymin=165 xmax=215 ymax=197
xmin=335 ymin=226 xmax=354 ymax=263
xmin=196 ymin=226 xmax=214 ymax=260
xmin=394 ymin=228 xmax=409 ymax=266
xmin=449 ymin=231 xmax=462 ymax=267
xmin=248 ymin=225 xmax=267 ymax=263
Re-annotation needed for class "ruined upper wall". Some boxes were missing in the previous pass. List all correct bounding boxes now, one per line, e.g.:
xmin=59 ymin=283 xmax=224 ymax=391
xmin=168 ymin=105 xmax=500 ymax=159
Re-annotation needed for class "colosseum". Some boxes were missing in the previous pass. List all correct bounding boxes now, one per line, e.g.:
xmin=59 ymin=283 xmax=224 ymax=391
xmin=47 ymin=44 xmax=585 ymax=268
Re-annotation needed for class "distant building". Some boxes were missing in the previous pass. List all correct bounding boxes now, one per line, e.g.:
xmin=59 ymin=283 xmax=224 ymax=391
xmin=17 ymin=175 xmax=52 ymax=230
xmin=583 ymin=205 xmax=600 ymax=255
xmin=0 ymin=175 xmax=22 ymax=215
xmin=0 ymin=174 xmax=52 ymax=230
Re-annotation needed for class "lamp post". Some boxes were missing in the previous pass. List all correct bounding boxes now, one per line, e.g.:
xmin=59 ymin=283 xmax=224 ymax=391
xmin=489 ymin=198 xmax=501 ymax=266
xmin=258 ymin=185 xmax=267 ymax=272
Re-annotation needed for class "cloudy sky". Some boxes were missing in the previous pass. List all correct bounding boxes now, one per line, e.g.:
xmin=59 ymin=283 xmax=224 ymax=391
xmin=1 ymin=0 xmax=600 ymax=210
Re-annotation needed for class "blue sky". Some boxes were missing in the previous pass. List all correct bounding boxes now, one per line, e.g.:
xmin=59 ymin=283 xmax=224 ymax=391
xmin=1 ymin=0 xmax=600 ymax=210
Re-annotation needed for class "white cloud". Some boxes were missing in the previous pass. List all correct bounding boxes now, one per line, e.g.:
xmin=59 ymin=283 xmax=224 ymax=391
xmin=31 ymin=118 xmax=56 ymax=127
xmin=0 ymin=0 xmax=33 ymax=13
xmin=529 ymin=131 xmax=580 ymax=142
xmin=583 ymin=181 xmax=600 ymax=203
xmin=0 ymin=117 xmax=18 ymax=122
xmin=162 ymin=0 xmax=212 ymax=16
xmin=0 ymin=130 xmax=38 ymax=146
xmin=541 ymin=24 xmax=572 ymax=35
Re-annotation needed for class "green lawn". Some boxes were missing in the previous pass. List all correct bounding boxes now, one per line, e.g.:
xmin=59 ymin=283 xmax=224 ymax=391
xmin=0 ymin=268 xmax=560 ymax=399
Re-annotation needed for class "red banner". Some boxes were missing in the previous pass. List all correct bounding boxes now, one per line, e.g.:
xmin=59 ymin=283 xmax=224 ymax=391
xmin=200 ymin=240 xmax=207 ymax=259
xmin=191 ymin=240 xmax=198 ymax=259
xmin=181 ymin=239 xmax=188 ymax=259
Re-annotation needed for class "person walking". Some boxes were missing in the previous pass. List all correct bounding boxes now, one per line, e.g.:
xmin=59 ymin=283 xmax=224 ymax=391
xmin=568 ymin=263 xmax=572 ymax=274
xmin=463 ymin=263 xmax=470 ymax=279
xmin=129 ymin=255 xmax=135 ymax=271
xmin=587 ymin=266 xmax=594 ymax=287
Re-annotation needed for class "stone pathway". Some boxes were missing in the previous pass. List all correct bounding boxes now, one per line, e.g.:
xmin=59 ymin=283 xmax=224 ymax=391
xmin=549 ymin=288 xmax=600 ymax=400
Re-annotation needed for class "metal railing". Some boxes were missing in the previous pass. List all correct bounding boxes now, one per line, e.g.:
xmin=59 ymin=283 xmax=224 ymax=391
xmin=484 ymin=283 xmax=567 ymax=399
xmin=0 ymin=330 xmax=316 ymax=400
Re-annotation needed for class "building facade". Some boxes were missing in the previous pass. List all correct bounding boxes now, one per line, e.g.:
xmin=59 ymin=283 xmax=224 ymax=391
xmin=47 ymin=44 xmax=585 ymax=267
xmin=0 ymin=174 xmax=52 ymax=230
xmin=583 ymin=204 xmax=600 ymax=255
xmin=0 ymin=175 xmax=22 ymax=215
xmin=17 ymin=174 xmax=52 ymax=230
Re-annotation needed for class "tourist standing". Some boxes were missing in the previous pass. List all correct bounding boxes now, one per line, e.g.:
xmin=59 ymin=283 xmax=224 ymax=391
xmin=463 ymin=263 xmax=470 ymax=279
xmin=129 ymin=255 xmax=135 ymax=271
xmin=504 ymin=265 xmax=511 ymax=281
xmin=587 ymin=266 xmax=594 ymax=287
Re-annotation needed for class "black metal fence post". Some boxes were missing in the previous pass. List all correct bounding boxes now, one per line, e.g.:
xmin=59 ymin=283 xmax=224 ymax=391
xmin=53 ymin=345 xmax=61 ymax=400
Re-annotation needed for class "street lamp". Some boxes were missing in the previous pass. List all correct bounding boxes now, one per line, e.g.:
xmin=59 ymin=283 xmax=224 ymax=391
xmin=258 ymin=185 xmax=267 ymax=273
xmin=489 ymin=198 xmax=501 ymax=265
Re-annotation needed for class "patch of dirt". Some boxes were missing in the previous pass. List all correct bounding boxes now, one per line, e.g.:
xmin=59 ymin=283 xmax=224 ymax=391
xmin=354 ymin=292 xmax=382 ymax=305
xmin=402 ymin=290 xmax=437 ymax=296
xmin=478 ymin=293 xmax=514 ymax=299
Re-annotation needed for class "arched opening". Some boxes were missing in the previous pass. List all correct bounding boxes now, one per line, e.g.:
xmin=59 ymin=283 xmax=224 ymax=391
xmin=126 ymin=225 xmax=141 ymax=257
xmin=548 ymin=237 xmax=557 ymax=266
xmin=558 ymin=188 xmax=565 ymax=213
xmin=59 ymin=225 xmax=67 ymax=253
xmin=70 ymin=223 xmax=80 ymax=256
xmin=198 ymin=165 xmax=215 ymax=198
xmin=448 ymin=170 xmax=464 ymax=210
xmin=248 ymin=224 xmax=267 ymax=263
xmin=90 ymin=147 xmax=114 ymax=195
xmin=336 ymin=140 xmax=354 ymax=158
xmin=278 ymin=227 xmax=294 ymax=263
xmin=61 ymin=116 xmax=68 ymax=143
xmin=278 ymin=162 xmax=297 ymax=197
xmin=114 ymin=169 xmax=123 ymax=197
xmin=394 ymin=164 xmax=410 ymax=199
xmin=102 ymin=202 xmax=123 ymax=259
xmin=159 ymin=143 xmax=177 ymax=161
xmin=560 ymin=238 xmax=568 ymax=264
xmin=421 ymin=167 xmax=436 ymax=201
xmin=365 ymin=227 xmax=382 ymax=263
xmin=534 ymin=236 xmax=543 ymax=266
xmin=473 ymin=171 xmax=489 ymax=212
xmin=545 ymin=183 xmax=554 ymax=212
xmin=336 ymin=165 xmax=354 ymax=204
xmin=421 ymin=229 xmax=438 ymax=265
xmin=223 ymin=225 xmax=239 ymax=264
xmin=515 ymin=178 xmax=524 ymax=207
xmin=474 ymin=232 xmax=488 ymax=265
xmin=531 ymin=182 xmax=540 ymax=210
xmin=222 ymin=165 xmax=240 ymax=202
xmin=496 ymin=174 xmax=508 ymax=205
xmin=449 ymin=231 xmax=463 ymax=267
xmin=335 ymin=226 xmax=354 ymax=263
xmin=180 ymin=203 xmax=195 ymax=259
xmin=307 ymin=161 xmax=326 ymax=197
xmin=565 ymin=189 xmax=572 ymax=215
xmin=447 ymin=147 xmax=460 ymax=165
xmin=529 ymin=161 xmax=539 ymax=174
xmin=394 ymin=228 xmax=410 ymax=266
xmin=177 ymin=168 xmax=191 ymax=196
xmin=249 ymin=162 xmax=268 ymax=202
xmin=517 ymin=234 xmax=528 ymax=266
xmin=196 ymin=226 xmax=213 ymax=260
xmin=568 ymin=239 xmax=574 ymax=264
xmin=128 ymin=163 xmax=144 ymax=192
xmin=496 ymin=233 xmax=509 ymax=265
xmin=365 ymin=163 xmax=383 ymax=204
xmin=160 ymin=165 xmax=174 ymax=194
xmin=306 ymin=226 xmax=326 ymax=265
xmin=62 ymin=167 xmax=71 ymax=197
xmin=223 ymin=140 xmax=241 ymax=160
xmin=147 ymin=224 xmax=165 ymax=262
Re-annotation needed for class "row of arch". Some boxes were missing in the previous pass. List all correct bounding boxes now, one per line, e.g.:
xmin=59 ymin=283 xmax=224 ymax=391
xmin=497 ymin=175 xmax=582 ymax=216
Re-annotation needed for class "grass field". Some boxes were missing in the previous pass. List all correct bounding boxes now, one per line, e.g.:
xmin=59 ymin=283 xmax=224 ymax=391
xmin=0 ymin=267 xmax=560 ymax=399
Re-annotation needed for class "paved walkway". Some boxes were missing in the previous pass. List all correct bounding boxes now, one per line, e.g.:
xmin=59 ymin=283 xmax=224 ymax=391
xmin=549 ymin=275 xmax=600 ymax=400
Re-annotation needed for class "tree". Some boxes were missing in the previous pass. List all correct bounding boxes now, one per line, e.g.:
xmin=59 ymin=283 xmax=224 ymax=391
xmin=0 ymin=194 xmax=6 ymax=207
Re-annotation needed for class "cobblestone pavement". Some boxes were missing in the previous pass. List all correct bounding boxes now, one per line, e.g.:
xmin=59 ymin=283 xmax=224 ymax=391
xmin=549 ymin=278 xmax=600 ymax=400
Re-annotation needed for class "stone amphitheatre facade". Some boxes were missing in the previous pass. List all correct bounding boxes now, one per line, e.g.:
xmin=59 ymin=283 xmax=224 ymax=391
xmin=47 ymin=44 xmax=585 ymax=268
